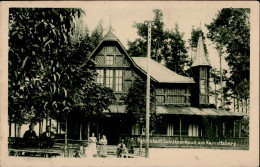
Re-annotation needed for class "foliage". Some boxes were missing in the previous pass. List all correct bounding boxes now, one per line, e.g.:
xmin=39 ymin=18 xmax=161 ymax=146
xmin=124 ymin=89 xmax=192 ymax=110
xmin=206 ymin=8 xmax=250 ymax=111
xmin=90 ymin=20 xmax=104 ymax=48
xmin=161 ymin=24 xmax=189 ymax=75
xmin=127 ymin=9 xmax=165 ymax=61
xmin=188 ymin=26 xmax=208 ymax=57
xmin=202 ymin=116 xmax=225 ymax=141
xmin=124 ymin=78 xmax=161 ymax=131
xmin=241 ymin=116 xmax=249 ymax=137
xmin=8 ymin=8 xmax=84 ymax=126
xmin=127 ymin=9 xmax=189 ymax=76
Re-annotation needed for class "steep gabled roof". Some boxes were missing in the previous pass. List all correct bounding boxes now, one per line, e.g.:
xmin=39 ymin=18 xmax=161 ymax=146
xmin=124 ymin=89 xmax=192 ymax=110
xmin=90 ymin=30 xmax=194 ymax=84
xmin=103 ymin=31 xmax=118 ymax=41
xmin=89 ymin=31 xmax=157 ymax=81
xmin=191 ymin=35 xmax=211 ymax=67
xmin=132 ymin=57 xmax=195 ymax=84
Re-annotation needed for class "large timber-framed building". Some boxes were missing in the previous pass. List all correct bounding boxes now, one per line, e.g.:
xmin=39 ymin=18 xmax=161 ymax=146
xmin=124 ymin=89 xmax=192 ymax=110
xmin=68 ymin=30 xmax=248 ymax=148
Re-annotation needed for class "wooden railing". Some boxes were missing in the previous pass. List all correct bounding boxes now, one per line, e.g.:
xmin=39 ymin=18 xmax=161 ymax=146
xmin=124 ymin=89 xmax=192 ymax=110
xmin=120 ymin=135 xmax=249 ymax=150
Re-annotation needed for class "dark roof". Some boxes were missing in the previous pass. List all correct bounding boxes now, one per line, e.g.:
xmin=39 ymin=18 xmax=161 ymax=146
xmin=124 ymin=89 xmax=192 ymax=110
xmin=132 ymin=57 xmax=195 ymax=84
xmin=191 ymin=35 xmax=211 ymax=67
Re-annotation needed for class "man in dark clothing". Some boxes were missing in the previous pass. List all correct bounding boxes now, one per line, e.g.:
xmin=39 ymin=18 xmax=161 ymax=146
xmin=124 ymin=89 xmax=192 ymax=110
xmin=40 ymin=126 xmax=54 ymax=139
xmin=23 ymin=125 xmax=37 ymax=139
xmin=40 ymin=126 xmax=55 ymax=148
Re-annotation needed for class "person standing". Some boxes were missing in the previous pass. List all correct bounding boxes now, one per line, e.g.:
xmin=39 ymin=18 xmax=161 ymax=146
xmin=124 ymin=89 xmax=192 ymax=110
xmin=99 ymin=135 xmax=107 ymax=157
xmin=89 ymin=133 xmax=97 ymax=157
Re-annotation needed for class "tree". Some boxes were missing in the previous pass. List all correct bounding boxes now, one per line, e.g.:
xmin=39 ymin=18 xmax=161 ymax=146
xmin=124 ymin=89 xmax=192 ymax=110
xmin=161 ymin=24 xmax=189 ymax=75
xmin=124 ymin=78 xmax=161 ymax=134
xmin=8 ymin=8 xmax=84 ymax=138
xmin=128 ymin=9 xmax=190 ymax=76
xmin=90 ymin=20 xmax=104 ymax=48
xmin=209 ymin=68 xmax=220 ymax=108
xmin=127 ymin=9 xmax=165 ymax=61
xmin=206 ymin=8 xmax=250 ymax=112
xmin=188 ymin=26 xmax=209 ymax=66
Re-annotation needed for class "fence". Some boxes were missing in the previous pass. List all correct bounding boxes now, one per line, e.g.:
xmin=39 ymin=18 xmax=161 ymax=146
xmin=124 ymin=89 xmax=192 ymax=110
xmin=120 ymin=135 xmax=249 ymax=150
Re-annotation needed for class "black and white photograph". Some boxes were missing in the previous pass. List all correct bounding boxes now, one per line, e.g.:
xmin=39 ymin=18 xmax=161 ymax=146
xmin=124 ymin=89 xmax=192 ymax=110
xmin=0 ymin=1 xmax=259 ymax=167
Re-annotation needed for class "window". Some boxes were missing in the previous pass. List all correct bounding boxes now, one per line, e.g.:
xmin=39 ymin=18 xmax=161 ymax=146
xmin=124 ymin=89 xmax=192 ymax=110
xmin=96 ymin=69 xmax=104 ymax=85
xmin=106 ymin=70 xmax=113 ymax=89
xmin=200 ymin=67 xmax=207 ymax=79
xmin=106 ymin=55 xmax=114 ymax=65
xmin=200 ymin=79 xmax=206 ymax=94
xmin=115 ymin=70 xmax=123 ymax=91
xmin=156 ymin=95 xmax=165 ymax=103
xmin=156 ymin=88 xmax=164 ymax=94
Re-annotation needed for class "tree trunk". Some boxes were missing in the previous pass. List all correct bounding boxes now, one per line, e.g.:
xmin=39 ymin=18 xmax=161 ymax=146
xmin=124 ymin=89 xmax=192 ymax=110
xmin=56 ymin=120 xmax=59 ymax=134
xmin=233 ymin=95 xmax=236 ymax=112
xmin=18 ymin=124 xmax=21 ymax=137
xmin=46 ymin=111 xmax=49 ymax=129
xmin=214 ymin=82 xmax=217 ymax=108
xmin=14 ymin=117 xmax=16 ymax=138
xmin=9 ymin=116 xmax=11 ymax=137
xmin=245 ymin=98 xmax=248 ymax=113
xmin=59 ymin=121 xmax=61 ymax=134
xmin=219 ymin=49 xmax=223 ymax=110
xmin=79 ymin=117 xmax=82 ymax=140
xmin=237 ymin=97 xmax=240 ymax=113
xmin=65 ymin=115 xmax=68 ymax=157
xmin=241 ymin=99 xmax=244 ymax=113
xmin=50 ymin=119 xmax=52 ymax=129
xmin=41 ymin=119 xmax=44 ymax=133
xmin=139 ymin=123 xmax=142 ymax=156
xmin=87 ymin=121 xmax=90 ymax=140
xmin=39 ymin=120 xmax=41 ymax=137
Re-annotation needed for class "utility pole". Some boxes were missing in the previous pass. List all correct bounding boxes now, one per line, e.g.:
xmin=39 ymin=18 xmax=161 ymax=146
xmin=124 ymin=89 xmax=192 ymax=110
xmin=145 ymin=20 xmax=152 ymax=158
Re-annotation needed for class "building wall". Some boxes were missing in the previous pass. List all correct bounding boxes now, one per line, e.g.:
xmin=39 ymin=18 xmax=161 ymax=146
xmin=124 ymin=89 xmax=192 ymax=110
xmin=92 ymin=43 xmax=192 ymax=106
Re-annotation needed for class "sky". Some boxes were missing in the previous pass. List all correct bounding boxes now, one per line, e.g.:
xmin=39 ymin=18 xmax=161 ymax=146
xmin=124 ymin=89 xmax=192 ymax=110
xmin=80 ymin=1 xmax=228 ymax=70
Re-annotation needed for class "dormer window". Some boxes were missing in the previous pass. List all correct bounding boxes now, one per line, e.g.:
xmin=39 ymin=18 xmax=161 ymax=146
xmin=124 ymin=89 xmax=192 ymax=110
xmin=106 ymin=55 xmax=114 ymax=65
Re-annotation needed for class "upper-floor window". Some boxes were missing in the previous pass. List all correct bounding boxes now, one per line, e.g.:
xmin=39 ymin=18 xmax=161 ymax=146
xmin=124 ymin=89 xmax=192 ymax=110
xmin=200 ymin=67 xmax=207 ymax=79
xmin=97 ymin=69 xmax=104 ymax=85
xmin=106 ymin=70 xmax=113 ymax=89
xmin=115 ymin=70 xmax=123 ymax=91
xmin=200 ymin=79 xmax=206 ymax=94
xmin=106 ymin=55 xmax=114 ymax=65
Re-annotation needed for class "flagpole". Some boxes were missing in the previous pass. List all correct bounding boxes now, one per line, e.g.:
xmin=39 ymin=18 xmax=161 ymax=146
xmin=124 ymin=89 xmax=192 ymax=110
xmin=145 ymin=21 xmax=152 ymax=158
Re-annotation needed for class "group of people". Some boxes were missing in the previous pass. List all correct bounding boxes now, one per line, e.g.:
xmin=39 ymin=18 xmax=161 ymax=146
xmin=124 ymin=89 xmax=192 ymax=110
xmin=23 ymin=125 xmax=134 ymax=158
xmin=23 ymin=124 xmax=54 ymax=139
xmin=76 ymin=133 xmax=108 ymax=158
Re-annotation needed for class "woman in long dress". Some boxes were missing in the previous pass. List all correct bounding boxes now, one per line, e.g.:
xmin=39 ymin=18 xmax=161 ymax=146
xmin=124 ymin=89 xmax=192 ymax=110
xmin=89 ymin=133 xmax=97 ymax=157
xmin=99 ymin=135 xmax=107 ymax=157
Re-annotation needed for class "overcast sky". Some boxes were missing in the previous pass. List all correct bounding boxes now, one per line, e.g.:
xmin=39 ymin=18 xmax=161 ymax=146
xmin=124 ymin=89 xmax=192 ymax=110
xmin=80 ymin=2 xmax=228 ymax=69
